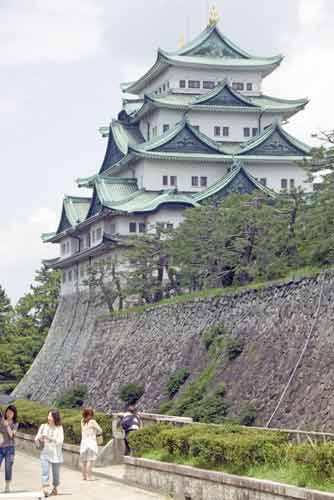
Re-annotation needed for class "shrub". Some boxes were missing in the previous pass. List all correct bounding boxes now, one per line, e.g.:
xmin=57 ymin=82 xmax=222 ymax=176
xmin=128 ymin=423 xmax=172 ymax=455
xmin=192 ymin=386 xmax=229 ymax=424
xmin=119 ymin=383 xmax=144 ymax=405
xmin=224 ymin=338 xmax=244 ymax=361
xmin=239 ymin=405 xmax=257 ymax=426
xmin=201 ymin=322 xmax=227 ymax=351
xmin=172 ymin=366 xmax=215 ymax=417
xmin=0 ymin=381 xmax=17 ymax=395
xmin=0 ymin=399 xmax=112 ymax=445
xmin=289 ymin=442 xmax=334 ymax=480
xmin=55 ymin=385 xmax=87 ymax=409
xmin=167 ymin=368 xmax=190 ymax=399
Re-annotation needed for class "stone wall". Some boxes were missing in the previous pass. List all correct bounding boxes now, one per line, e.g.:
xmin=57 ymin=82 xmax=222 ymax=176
xmin=14 ymin=272 xmax=334 ymax=430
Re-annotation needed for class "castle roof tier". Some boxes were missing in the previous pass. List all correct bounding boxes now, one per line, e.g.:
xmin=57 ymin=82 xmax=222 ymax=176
xmin=122 ymin=24 xmax=283 ymax=95
xmin=124 ymin=81 xmax=308 ymax=122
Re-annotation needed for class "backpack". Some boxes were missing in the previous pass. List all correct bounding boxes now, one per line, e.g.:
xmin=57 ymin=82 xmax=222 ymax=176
xmin=120 ymin=414 xmax=140 ymax=433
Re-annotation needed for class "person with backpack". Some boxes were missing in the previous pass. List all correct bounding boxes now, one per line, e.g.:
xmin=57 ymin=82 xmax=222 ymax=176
xmin=119 ymin=406 xmax=141 ymax=456
xmin=0 ymin=405 xmax=19 ymax=493
xmin=79 ymin=407 xmax=103 ymax=481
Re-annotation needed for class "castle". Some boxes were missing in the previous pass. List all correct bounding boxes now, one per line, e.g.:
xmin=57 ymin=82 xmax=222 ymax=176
xmin=43 ymin=9 xmax=312 ymax=295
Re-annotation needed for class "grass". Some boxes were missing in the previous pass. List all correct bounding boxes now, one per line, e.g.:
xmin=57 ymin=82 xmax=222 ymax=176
xmin=96 ymin=264 xmax=333 ymax=321
xmin=140 ymin=450 xmax=334 ymax=492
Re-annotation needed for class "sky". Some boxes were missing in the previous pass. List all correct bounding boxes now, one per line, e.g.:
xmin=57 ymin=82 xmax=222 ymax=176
xmin=0 ymin=0 xmax=333 ymax=303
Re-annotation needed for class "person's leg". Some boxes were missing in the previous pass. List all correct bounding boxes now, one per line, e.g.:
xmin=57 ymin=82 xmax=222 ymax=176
xmin=4 ymin=447 xmax=15 ymax=492
xmin=86 ymin=461 xmax=93 ymax=481
xmin=50 ymin=463 xmax=60 ymax=494
xmin=80 ymin=460 xmax=87 ymax=480
xmin=41 ymin=457 xmax=50 ymax=496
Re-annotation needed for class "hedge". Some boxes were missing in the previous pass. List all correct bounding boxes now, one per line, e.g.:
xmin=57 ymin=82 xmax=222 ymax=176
xmin=0 ymin=400 xmax=112 ymax=445
xmin=129 ymin=423 xmax=288 ymax=473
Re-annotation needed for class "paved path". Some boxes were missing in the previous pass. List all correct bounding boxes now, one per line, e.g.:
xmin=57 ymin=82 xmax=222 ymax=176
xmin=0 ymin=452 xmax=167 ymax=500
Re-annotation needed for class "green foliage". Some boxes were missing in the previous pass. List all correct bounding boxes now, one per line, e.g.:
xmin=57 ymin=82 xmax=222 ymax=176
xmin=119 ymin=383 xmax=145 ymax=405
xmin=166 ymin=368 xmax=190 ymax=399
xmin=55 ymin=385 xmax=87 ymax=409
xmin=223 ymin=337 xmax=244 ymax=361
xmin=0 ymin=267 xmax=60 ymax=380
xmin=128 ymin=423 xmax=172 ymax=455
xmin=0 ymin=399 xmax=112 ymax=445
xmin=238 ymin=405 xmax=257 ymax=426
xmin=201 ymin=322 xmax=227 ymax=351
xmin=0 ymin=286 xmax=12 ymax=340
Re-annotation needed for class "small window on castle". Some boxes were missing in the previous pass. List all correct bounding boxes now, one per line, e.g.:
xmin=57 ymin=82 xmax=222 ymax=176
xmin=86 ymin=233 xmax=91 ymax=248
xmin=163 ymin=124 xmax=170 ymax=133
xmin=110 ymin=223 xmax=116 ymax=234
xmin=260 ymin=178 xmax=267 ymax=187
xmin=180 ymin=80 xmax=186 ymax=88
xmin=244 ymin=127 xmax=250 ymax=138
xmin=163 ymin=83 xmax=166 ymax=92
xmin=96 ymin=227 xmax=102 ymax=241
xmin=138 ymin=223 xmax=146 ymax=233
xmin=252 ymin=127 xmax=258 ymax=137
xmin=61 ymin=243 xmax=66 ymax=255
xmin=68 ymin=270 xmax=73 ymax=282
xmin=167 ymin=81 xmax=170 ymax=89
xmin=222 ymin=127 xmax=229 ymax=137
xmin=74 ymin=268 xmax=78 ymax=281
xmin=65 ymin=241 xmax=70 ymax=253
xmin=167 ymin=223 xmax=174 ymax=230
xmin=203 ymin=81 xmax=215 ymax=89
xmin=290 ymin=179 xmax=295 ymax=190
xmin=246 ymin=83 xmax=253 ymax=91
xmin=214 ymin=126 xmax=221 ymax=137
xmin=62 ymin=272 xmax=66 ymax=284
xmin=188 ymin=80 xmax=200 ymax=89
xmin=91 ymin=230 xmax=95 ymax=244
xmin=281 ymin=178 xmax=288 ymax=190
xmin=80 ymin=266 xmax=85 ymax=278
xmin=232 ymin=82 xmax=244 ymax=91
xmin=129 ymin=222 xmax=137 ymax=233
xmin=192 ymin=176 xmax=199 ymax=187
xmin=200 ymin=176 xmax=208 ymax=187
xmin=163 ymin=175 xmax=168 ymax=186
xmin=170 ymin=176 xmax=177 ymax=187
xmin=152 ymin=126 xmax=158 ymax=137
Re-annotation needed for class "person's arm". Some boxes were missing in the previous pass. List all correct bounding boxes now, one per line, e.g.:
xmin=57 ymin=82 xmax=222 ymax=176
xmin=56 ymin=426 xmax=64 ymax=445
xmin=93 ymin=420 xmax=102 ymax=435
xmin=3 ymin=420 xmax=14 ymax=438
xmin=35 ymin=424 xmax=44 ymax=443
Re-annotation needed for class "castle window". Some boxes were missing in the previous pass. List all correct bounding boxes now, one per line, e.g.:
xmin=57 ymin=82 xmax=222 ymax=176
xmin=152 ymin=126 xmax=158 ymax=137
xmin=129 ymin=222 xmax=137 ymax=233
xmin=179 ymin=80 xmax=186 ymax=88
xmin=281 ymin=178 xmax=288 ymax=190
xmin=96 ymin=227 xmax=102 ymax=241
xmin=109 ymin=223 xmax=116 ymax=234
xmin=192 ymin=176 xmax=199 ymax=187
xmin=188 ymin=80 xmax=200 ymax=89
xmin=200 ymin=176 xmax=208 ymax=187
xmin=74 ymin=268 xmax=78 ymax=281
xmin=61 ymin=243 xmax=66 ymax=256
xmin=222 ymin=127 xmax=229 ymax=137
xmin=138 ymin=223 xmax=146 ymax=233
xmin=232 ymin=82 xmax=244 ymax=91
xmin=203 ymin=80 xmax=215 ymax=89
xmin=252 ymin=127 xmax=258 ymax=137
xmin=68 ymin=270 xmax=73 ymax=282
xmin=163 ymin=175 xmax=168 ymax=186
xmin=260 ymin=178 xmax=267 ymax=187
xmin=86 ymin=233 xmax=91 ymax=248
xmin=246 ymin=83 xmax=253 ymax=91
xmin=91 ymin=230 xmax=95 ymax=243
xmin=65 ymin=241 xmax=70 ymax=253
xmin=163 ymin=83 xmax=166 ymax=92
xmin=214 ymin=126 xmax=221 ymax=137
xmin=290 ymin=179 xmax=295 ymax=190
xmin=170 ymin=176 xmax=177 ymax=187
xmin=62 ymin=272 xmax=66 ymax=284
xmin=80 ymin=266 xmax=85 ymax=278
xmin=167 ymin=223 xmax=174 ymax=230
xmin=244 ymin=127 xmax=250 ymax=137
xmin=167 ymin=81 xmax=170 ymax=89
xmin=163 ymin=124 xmax=170 ymax=133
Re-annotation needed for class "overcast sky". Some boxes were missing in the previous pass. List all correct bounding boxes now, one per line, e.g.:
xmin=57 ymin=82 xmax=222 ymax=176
xmin=1 ymin=0 xmax=333 ymax=303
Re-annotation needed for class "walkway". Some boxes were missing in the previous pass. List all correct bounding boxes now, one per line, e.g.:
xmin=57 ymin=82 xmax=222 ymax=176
xmin=0 ymin=452 xmax=167 ymax=499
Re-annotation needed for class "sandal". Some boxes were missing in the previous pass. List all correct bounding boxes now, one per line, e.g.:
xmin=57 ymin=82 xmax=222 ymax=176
xmin=50 ymin=488 xmax=58 ymax=496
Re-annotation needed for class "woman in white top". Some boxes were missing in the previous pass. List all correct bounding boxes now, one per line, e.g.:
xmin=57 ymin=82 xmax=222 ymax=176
xmin=80 ymin=407 xmax=102 ymax=481
xmin=35 ymin=409 xmax=64 ymax=498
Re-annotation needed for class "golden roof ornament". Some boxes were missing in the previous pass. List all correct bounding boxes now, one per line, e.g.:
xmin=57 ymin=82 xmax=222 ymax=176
xmin=178 ymin=34 xmax=186 ymax=49
xmin=208 ymin=5 xmax=220 ymax=26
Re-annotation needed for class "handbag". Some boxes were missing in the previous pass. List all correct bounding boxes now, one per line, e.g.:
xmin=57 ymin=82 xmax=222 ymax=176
xmin=35 ymin=424 xmax=45 ymax=450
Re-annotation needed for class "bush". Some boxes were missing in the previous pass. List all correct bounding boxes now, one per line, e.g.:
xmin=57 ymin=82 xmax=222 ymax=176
xmin=239 ymin=405 xmax=257 ymax=426
xmin=0 ymin=381 xmax=17 ymax=395
xmin=224 ymin=338 xmax=244 ymax=361
xmin=192 ymin=386 xmax=229 ymax=424
xmin=128 ymin=423 xmax=172 ymax=455
xmin=55 ymin=385 xmax=87 ymax=409
xmin=0 ymin=399 xmax=112 ymax=445
xmin=167 ymin=368 xmax=190 ymax=399
xmin=201 ymin=322 xmax=227 ymax=351
xmin=119 ymin=383 xmax=144 ymax=405
xmin=289 ymin=442 xmax=334 ymax=480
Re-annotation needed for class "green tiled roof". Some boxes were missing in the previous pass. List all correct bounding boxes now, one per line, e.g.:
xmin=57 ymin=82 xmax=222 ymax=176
xmin=95 ymin=176 xmax=139 ymax=205
xmin=193 ymin=162 xmax=276 ymax=202
xmin=63 ymin=196 xmax=91 ymax=227
xmin=133 ymin=88 xmax=308 ymax=119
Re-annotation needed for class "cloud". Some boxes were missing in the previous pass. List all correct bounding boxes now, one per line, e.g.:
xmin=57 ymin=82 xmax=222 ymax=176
xmin=0 ymin=207 xmax=59 ymax=302
xmin=263 ymin=0 xmax=333 ymax=145
xmin=0 ymin=0 xmax=105 ymax=65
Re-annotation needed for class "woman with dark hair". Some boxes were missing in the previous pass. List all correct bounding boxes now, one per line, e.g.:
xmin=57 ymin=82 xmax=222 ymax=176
xmin=35 ymin=409 xmax=64 ymax=497
xmin=0 ymin=405 xmax=19 ymax=493
xmin=80 ymin=407 xmax=102 ymax=481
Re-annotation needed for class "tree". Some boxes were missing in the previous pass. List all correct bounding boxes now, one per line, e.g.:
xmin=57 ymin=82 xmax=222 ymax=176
xmin=125 ymin=229 xmax=177 ymax=304
xmin=0 ymin=286 xmax=12 ymax=340
xmin=83 ymin=257 xmax=125 ymax=313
